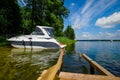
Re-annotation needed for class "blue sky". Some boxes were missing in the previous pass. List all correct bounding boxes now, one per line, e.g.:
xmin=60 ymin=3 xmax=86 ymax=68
xmin=18 ymin=0 xmax=27 ymax=7
xmin=64 ymin=0 xmax=120 ymax=40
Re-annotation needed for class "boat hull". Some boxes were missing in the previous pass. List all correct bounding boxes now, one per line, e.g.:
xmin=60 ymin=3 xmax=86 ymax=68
xmin=9 ymin=41 xmax=60 ymax=49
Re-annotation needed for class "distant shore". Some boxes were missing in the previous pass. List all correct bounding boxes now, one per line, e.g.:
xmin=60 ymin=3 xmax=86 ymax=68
xmin=76 ymin=40 xmax=120 ymax=41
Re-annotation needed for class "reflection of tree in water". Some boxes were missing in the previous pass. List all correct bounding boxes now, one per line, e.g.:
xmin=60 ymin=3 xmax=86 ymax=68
xmin=66 ymin=43 xmax=75 ymax=53
xmin=0 ymin=47 xmax=17 ymax=80
xmin=0 ymin=47 xmax=60 ymax=80
xmin=82 ymin=65 xmax=88 ymax=74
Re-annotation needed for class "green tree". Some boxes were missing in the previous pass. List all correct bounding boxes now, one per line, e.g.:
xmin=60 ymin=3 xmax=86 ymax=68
xmin=0 ymin=0 xmax=22 ymax=35
xmin=25 ymin=0 xmax=69 ymax=36
xmin=20 ymin=7 xmax=32 ymax=34
xmin=64 ymin=25 xmax=75 ymax=40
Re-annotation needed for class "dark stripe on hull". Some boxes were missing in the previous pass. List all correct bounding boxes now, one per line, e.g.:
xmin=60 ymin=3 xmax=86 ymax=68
xmin=10 ymin=41 xmax=60 ymax=48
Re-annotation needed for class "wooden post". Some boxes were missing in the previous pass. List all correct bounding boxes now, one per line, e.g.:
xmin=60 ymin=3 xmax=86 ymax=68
xmin=90 ymin=65 xmax=95 ymax=74
xmin=79 ymin=53 xmax=82 ymax=62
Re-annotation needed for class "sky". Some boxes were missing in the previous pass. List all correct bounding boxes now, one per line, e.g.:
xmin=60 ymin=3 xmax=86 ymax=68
xmin=64 ymin=0 xmax=120 ymax=40
xmin=18 ymin=0 xmax=27 ymax=7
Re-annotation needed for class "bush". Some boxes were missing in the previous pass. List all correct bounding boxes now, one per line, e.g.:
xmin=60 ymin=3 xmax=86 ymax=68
xmin=56 ymin=37 xmax=76 ymax=45
xmin=0 ymin=36 xmax=9 ymax=46
xmin=0 ymin=36 xmax=6 ymax=42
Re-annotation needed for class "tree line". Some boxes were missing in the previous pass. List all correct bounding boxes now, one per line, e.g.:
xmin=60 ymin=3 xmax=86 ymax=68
xmin=0 ymin=0 xmax=75 ymax=39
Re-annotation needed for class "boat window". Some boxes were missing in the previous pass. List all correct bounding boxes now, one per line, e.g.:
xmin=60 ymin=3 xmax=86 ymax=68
xmin=31 ymin=27 xmax=44 ymax=35
xmin=44 ymin=28 xmax=54 ymax=37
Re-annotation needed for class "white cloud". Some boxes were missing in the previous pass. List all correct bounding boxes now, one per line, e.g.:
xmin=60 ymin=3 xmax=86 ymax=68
xmin=76 ymin=30 xmax=120 ymax=40
xmin=21 ymin=0 xmax=26 ymax=6
xmin=81 ymin=0 xmax=94 ymax=14
xmin=95 ymin=12 xmax=120 ymax=28
xmin=69 ymin=13 xmax=81 ymax=28
xmin=81 ymin=32 xmax=94 ymax=39
xmin=71 ymin=3 xmax=75 ymax=6
xmin=69 ymin=0 xmax=116 ymax=29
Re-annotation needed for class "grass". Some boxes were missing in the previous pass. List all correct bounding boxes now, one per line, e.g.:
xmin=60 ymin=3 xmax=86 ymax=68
xmin=56 ymin=37 xmax=76 ymax=45
xmin=0 ymin=36 xmax=9 ymax=46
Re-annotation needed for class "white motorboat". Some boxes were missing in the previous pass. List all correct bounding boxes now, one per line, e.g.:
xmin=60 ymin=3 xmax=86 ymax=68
xmin=7 ymin=26 xmax=61 ymax=49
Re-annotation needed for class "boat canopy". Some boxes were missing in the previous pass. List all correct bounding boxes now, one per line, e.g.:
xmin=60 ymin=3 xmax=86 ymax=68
xmin=31 ymin=26 xmax=54 ymax=37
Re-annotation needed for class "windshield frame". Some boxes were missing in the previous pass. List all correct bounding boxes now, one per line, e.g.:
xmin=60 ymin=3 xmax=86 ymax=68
xmin=44 ymin=28 xmax=54 ymax=38
xmin=31 ymin=27 xmax=45 ymax=35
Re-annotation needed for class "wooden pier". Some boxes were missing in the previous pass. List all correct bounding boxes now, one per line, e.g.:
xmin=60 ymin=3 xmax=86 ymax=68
xmin=37 ymin=48 xmax=120 ymax=80
xmin=59 ymin=72 xmax=120 ymax=80
xmin=37 ymin=48 xmax=65 ymax=80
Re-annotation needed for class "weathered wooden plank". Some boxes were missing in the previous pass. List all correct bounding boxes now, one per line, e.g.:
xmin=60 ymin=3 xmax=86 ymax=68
xmin=81 ymin=54 xmax=114 ymax=76
xmin=59 ymin=72 xmax=120 ymax=80
xmin=37 ymin=48 xmax=65 ymax=80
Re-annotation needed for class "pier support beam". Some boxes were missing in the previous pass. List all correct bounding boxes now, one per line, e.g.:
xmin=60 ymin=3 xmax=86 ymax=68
xmin=80 ymin=53 xmax=114 ymax=76
xmin=90 ymin=65 xmax=95 ymax=74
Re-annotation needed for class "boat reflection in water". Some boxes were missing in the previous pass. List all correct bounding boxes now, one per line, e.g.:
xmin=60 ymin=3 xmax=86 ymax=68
xmin=8 ymin=48 xmax=60 ymax=79
xmin=10 ymin=48 xmax=60 ymax=66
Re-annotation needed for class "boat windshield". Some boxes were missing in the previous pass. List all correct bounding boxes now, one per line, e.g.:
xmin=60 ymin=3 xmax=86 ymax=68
xmin=44 ymin=28 xmax=54 ymax=37
xmin=31 ymin=27 xmax=44 ymax=35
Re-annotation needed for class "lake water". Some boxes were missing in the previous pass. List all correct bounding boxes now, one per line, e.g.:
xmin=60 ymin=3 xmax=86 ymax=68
xmin=62 ymin=41 xmax=120 ymax=77
xmin=0 ymin=41 xmax=120 ymax=80
xmin=0 ymin=47 xmax=60 ymax=80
